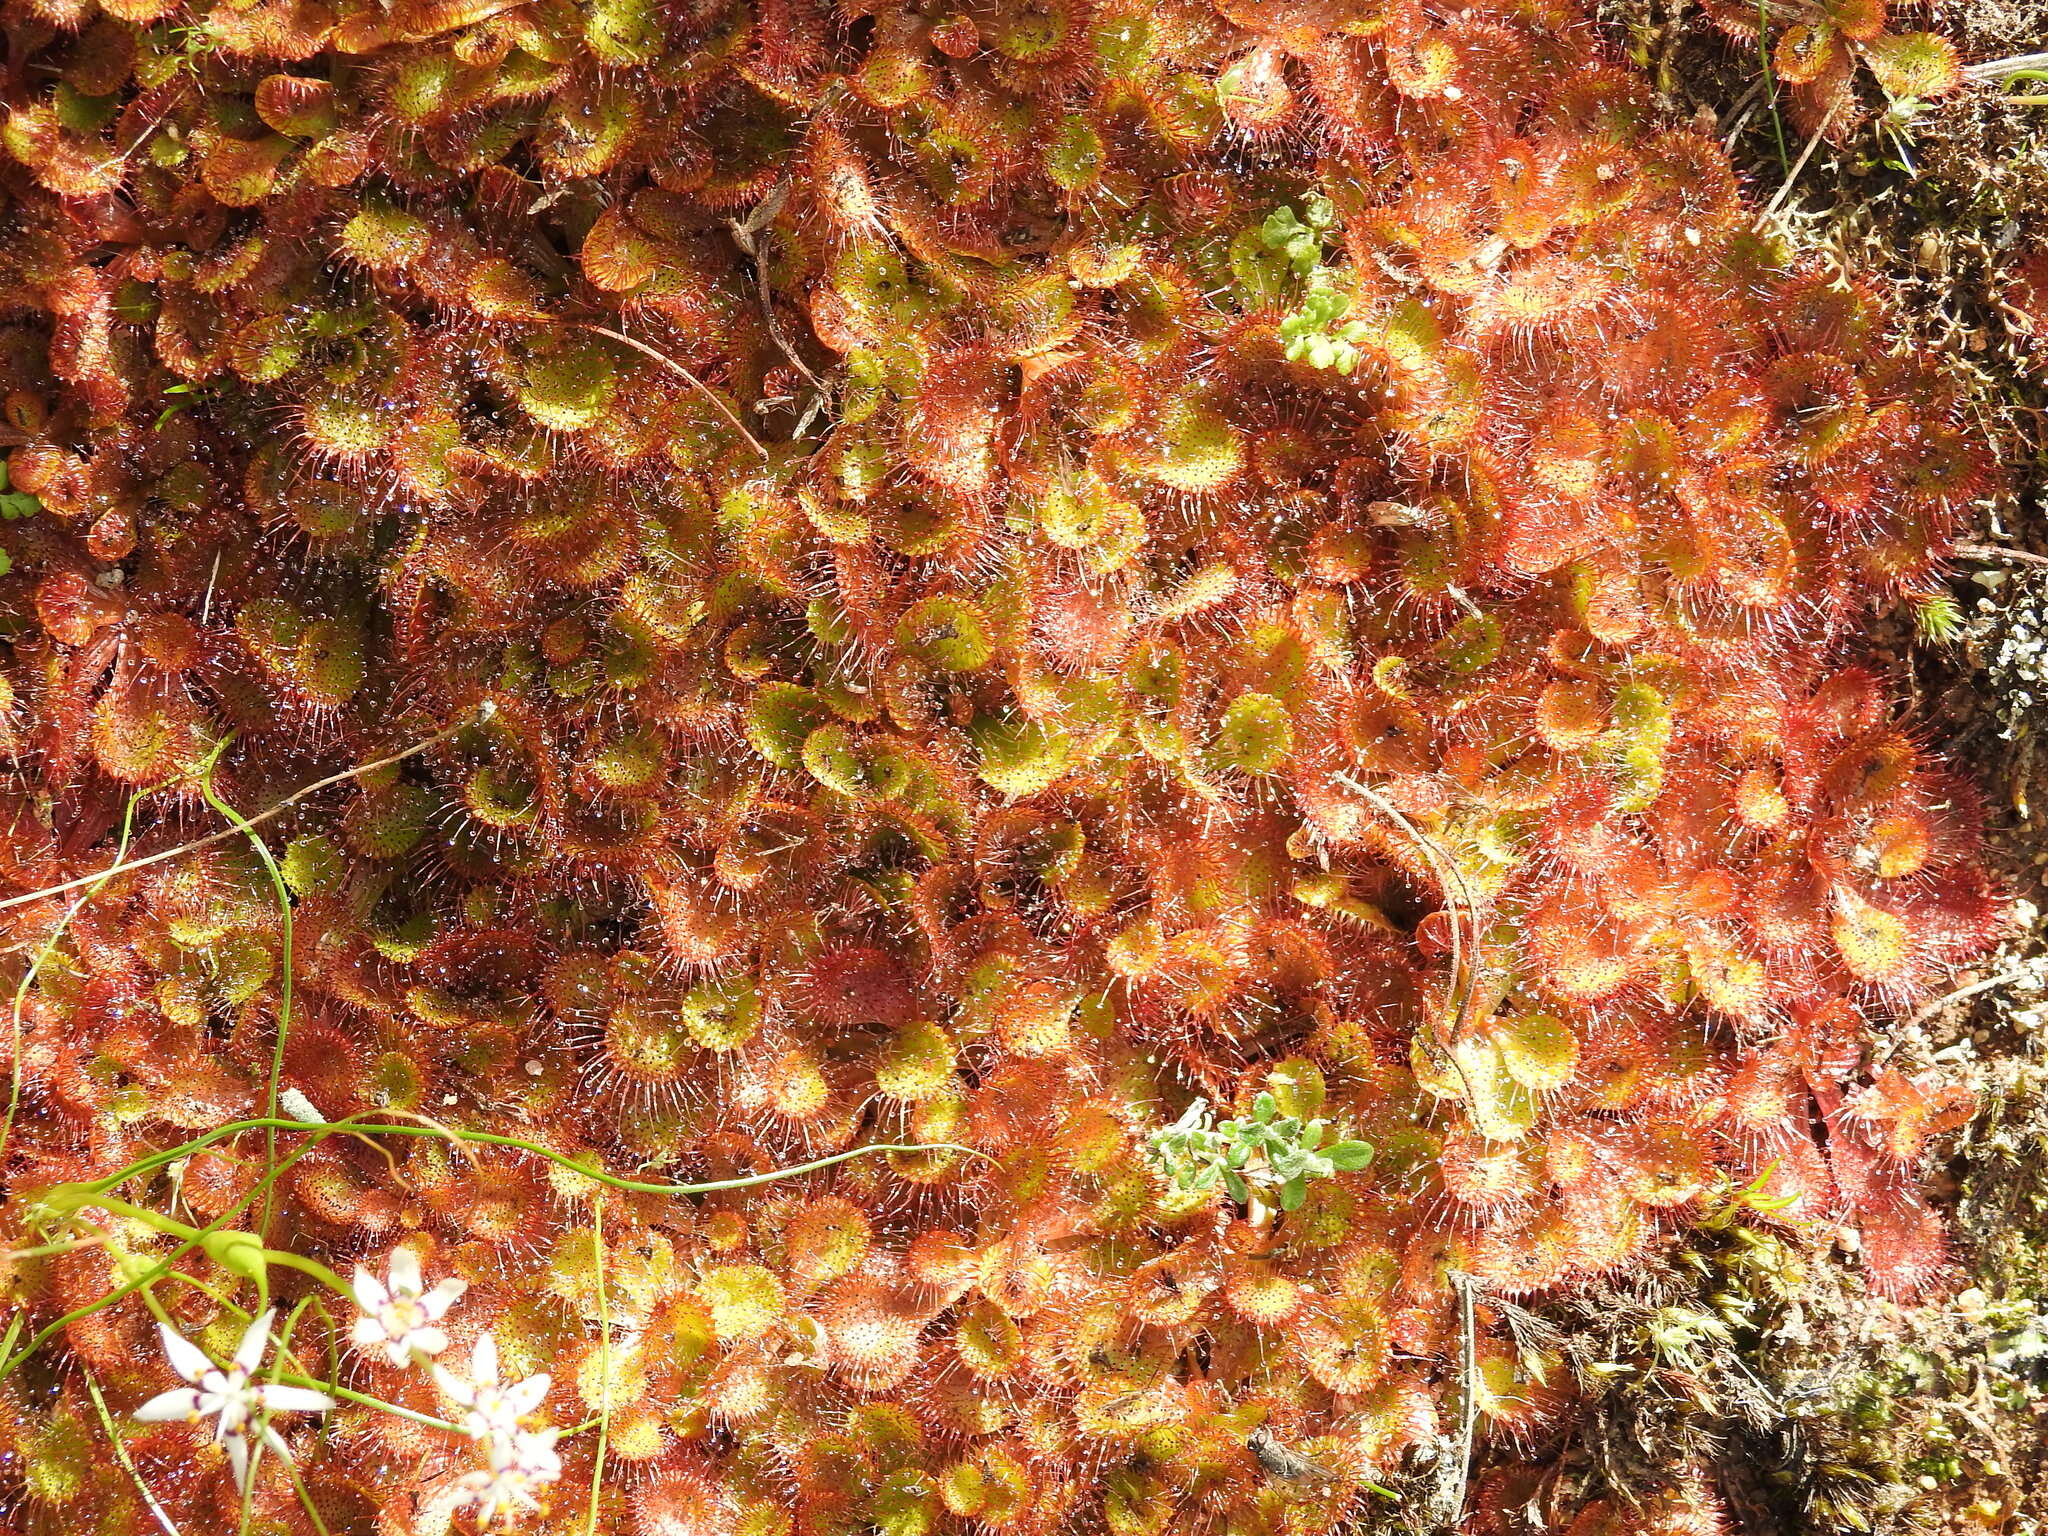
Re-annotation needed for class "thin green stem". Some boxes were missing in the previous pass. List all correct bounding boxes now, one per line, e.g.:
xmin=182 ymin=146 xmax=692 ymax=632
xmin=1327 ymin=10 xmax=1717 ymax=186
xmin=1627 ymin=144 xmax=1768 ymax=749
xmin=265 ymin=1250 xmax=353 ymax=1299
xmin=1 ymin=1133 xmax=324 ymax=1381
xmin=586 ymin=1199 xmax=610 ymax=1536
xmin=196 ymin=746 xmax=294 ymax=1243
xmin=146 ymin=1269 xmax=335 ymax=1390
xmin=253 ymin=1297 xmax=327 ymax=1510
xmin=9 ymin=1115 xmax=988 ymax=1386
xmin=281 ymin=1452 xmax=335 ymax=1536
xmin=77 ymin=1115 xmax=989 ymax=1200
xmin=39 ymin=1191 xmax=352 ymax=1301
xmin=1 ymin=1236 xmax=108 ymax=1261
xmin=1756 ymin=0 xmax=1790 ymax=175
xmin=45 ymin=1190 xmax=197 ymax=1237
xmin=309 ymin=1378 xmax=464 ymax=1433
xmin=84 ymin=1368 xmax=184 ymax=1536
xmin=0 ymin=715 xmax=477 ymax=918
xmin=155 ymin=1267 xmax=254 ymax=1319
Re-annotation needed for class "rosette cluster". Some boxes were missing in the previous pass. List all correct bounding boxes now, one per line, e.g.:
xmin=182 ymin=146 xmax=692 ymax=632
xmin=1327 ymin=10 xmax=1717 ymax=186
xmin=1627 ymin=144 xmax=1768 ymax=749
xmin=0 ymin=0 xmax=1999 ymax=1531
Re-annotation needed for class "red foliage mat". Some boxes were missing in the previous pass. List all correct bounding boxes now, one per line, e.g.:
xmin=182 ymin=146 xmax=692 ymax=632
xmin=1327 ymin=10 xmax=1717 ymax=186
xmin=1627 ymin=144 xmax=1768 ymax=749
xmin=0 ymin=0 xmax=2001 ymax=1529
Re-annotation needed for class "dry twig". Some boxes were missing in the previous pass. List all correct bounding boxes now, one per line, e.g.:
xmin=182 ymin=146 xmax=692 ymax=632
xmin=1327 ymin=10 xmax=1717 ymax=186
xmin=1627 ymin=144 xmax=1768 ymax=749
xmin=574 ymin=324 xmax=770 ymax=461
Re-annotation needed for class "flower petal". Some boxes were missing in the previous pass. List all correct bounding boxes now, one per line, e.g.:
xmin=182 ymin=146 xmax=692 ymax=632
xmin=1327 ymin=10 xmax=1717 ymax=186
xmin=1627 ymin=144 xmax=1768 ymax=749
xmin=388 ymin=1246 xmax=423 ymax=1297
xmin=506 ymin=1373 xmax=550 ymax=1416
xmin=471 ymin=1333 xmax=499 ymax=1385
xmin=157 ymin=1323 xmax=213 ymax=1385
xmin=226 ymin=1433 xmax=252 ymax=1491
xmin=351 ymin=1264 xmax=389 ymax=1313
xmin=255 ymin=1384 xmax=335 ymax=1416
xmin=432 ymin=1363 xmax=476 ymax=1407
xmin=233 ymin=1310 xmax=277 ymax=1375
xmin=423 ymin=1279 xmax=467 ymax=1319
xmin=410 ymin=1325 xmax=449 ymax=1358
xmin=134 ymin=1387 xmax=203 ymax=1422
xmin=514 ymin=1429 xmax=563 ymax=1477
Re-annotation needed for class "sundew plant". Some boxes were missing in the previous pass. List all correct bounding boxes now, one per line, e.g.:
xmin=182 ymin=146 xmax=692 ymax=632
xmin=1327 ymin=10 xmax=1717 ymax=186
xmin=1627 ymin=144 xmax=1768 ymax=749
xmin=0 ymin=0 xmax=2005 ymax=1532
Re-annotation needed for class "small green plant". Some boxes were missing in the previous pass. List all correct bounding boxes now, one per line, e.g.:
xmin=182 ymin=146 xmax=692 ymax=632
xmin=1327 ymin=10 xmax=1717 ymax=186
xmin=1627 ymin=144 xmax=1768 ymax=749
xmin=1279 ymin=288 xmax=1372 ymax=375
xmin=1756 ymin=0 xmax=1791 ymax=175
xmin=1260 ymin=197 xmax=1337 ymax=277
xmin=1998 ymin=66 xmax=2048 ymax=106
xmin=0 ymin=457 xmax=40 ymax=520
xmin=154 ymin=380 xmax=209 ymax=430
xmin=1911 ymin=590 xmax=1964 ymax=644
xmin=1148 ymin=1092 xmax=1373 ymax=1212
xmin=1870 ymin=89 xmax=1932 ymax=176
xmin=1261 ymin=201 xmax=1371 ymax=375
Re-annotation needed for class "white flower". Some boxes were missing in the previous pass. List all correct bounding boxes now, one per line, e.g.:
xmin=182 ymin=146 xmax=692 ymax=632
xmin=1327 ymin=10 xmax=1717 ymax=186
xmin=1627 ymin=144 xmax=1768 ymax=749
xmin=456 ymin=1428 xmax=563 ymax=1527
xmin=434 ymin=1334 xmax=551 ymax=1441
xmin=350 ymin=1247 xmax=467 ymax=1367
xmin=135 ymin=1310 xmax=334 ymax=1490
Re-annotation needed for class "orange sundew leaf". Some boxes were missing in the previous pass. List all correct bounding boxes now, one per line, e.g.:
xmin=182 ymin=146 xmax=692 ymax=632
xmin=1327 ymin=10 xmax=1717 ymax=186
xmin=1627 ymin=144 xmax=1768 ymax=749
xmin=1843 ymin=1069 xmax=1974 ymax=1160
xmin=1862 ymin=29 xmax=1963 ymax=96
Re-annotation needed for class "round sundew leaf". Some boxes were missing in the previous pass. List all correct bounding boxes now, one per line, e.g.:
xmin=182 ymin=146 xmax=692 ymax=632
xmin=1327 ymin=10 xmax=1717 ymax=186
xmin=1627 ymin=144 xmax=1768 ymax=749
xmin=1210 ymin=691 xmax=1294 ymax=775
xmin=517 ymin=336 xmax=619 ymax=431
xmin=343 ymin=781 xmax=434 ymax=860
xmin=1037 ymin=474 xmax=1142 ymax=561
xmin=368 ymin=1049 xmax=424 ymax=1111
xmin=679 ymin=973 xmax=762 ymax=1051
xmin=1263 ymin=1057 xmax=1325 ymax=1118
xmin=1044 ymin=114 xmax=1103 ymax=191
xmin=1830 ymin=887 xmax=1914 ymax=982
xmin=973 ymin=717 xmax=1071 ymax=798
xmin=744 ymin=683 xmax=832 ymax=770
xmin=1139 ymin=395 xmax=1243 ymax=491
xmin=1863 ymin=29 xmax=1961 ymax=96
xmin=1535 ymin=679 xmax=1607 ymax=748
xmin=605 ymin=998 xmax=697 ymax=1080
xmin=1684 ymin=935 xmax=1769 ymax=1017
xmin=698 ymin=1264 xmax=787 ymax=1343
xmin=783 ymin=1197 xmax=873 ymax=1286
xmin=1492 ymin=1011 xmax=1579 ymax=1091
xmin=802 ymin=721 xmax=908 ymax=801
xmin=589 ymin=727 xmax=664 ymax=791
xmin=280 ymin=832 xmax=345 ymax=897
xmin=954 ymin=1298 xmax=1023 ymax=1378
xmin=465 ymin=763 xmax=538 ymax=829
xmin=939 ymin=1460 xmax=989 ymax=1519
xmin=895 ymin=592 xmax=993 ymax=672
xmin=876 ymin=1019 xmax=958 ymax=1101
xmin=992 ymin=978 xmax=1079 ymax=1058
xmin=1609 ymin=680 xmax=1674 ymax=809
xmin=1427 ymin=1033 xmax=1538 ymax=1142
xmin=1869 ymin=809 xmax=1932 ymax=878
xmin=868 ymin=1467 xmax=939 ymax=1536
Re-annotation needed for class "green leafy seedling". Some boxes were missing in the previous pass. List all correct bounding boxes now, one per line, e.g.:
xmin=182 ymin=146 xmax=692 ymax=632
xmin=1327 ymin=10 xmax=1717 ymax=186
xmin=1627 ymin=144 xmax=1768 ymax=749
xmin=0 ymin=458 xmax=41 ymax=521
xmin=1279 ymin=287 xmax=1371 ymax=375
xmin=1147 ymin=1092 xmax=1372 ymax=1213
xmin=1259 ymin=197 xmax=1336 ymax=277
